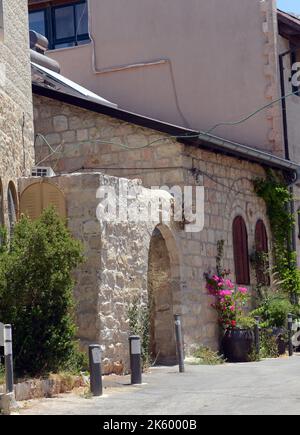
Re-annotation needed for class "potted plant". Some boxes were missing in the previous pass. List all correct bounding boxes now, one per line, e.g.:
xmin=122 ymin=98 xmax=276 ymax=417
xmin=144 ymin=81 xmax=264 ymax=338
xmin=206 ymin=271 xmax=255 ymax=362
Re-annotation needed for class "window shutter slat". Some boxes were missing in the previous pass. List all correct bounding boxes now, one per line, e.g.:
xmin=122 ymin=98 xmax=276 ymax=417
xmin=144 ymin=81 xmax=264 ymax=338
xmin=233 ymin=216 xmax=250 ymax=285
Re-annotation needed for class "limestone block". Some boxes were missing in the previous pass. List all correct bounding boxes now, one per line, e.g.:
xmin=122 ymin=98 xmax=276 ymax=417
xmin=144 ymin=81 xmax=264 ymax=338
xmin=53 ymin=115 xmax=68 ymax=132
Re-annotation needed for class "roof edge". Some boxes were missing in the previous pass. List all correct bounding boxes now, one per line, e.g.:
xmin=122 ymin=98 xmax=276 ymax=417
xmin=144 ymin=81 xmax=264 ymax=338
xmin=32 ymin=83 xmax=300 ymax=183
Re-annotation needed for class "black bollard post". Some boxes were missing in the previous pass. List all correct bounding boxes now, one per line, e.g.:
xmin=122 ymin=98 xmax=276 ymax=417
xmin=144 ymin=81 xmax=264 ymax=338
xmin=254 ymin=316 xmax=260 ymax=357
xmin=174 ymin=314 xmax=185 ymax=373
xmin=129 ymin=336 xmax=142 ymax=385
xmin=288 ymin=313 xmax=293 ymax=357
xmin=4 ymin=325 xmax=14 ymax=394
xmin=88 ymin=344 xmax=103 ymax=396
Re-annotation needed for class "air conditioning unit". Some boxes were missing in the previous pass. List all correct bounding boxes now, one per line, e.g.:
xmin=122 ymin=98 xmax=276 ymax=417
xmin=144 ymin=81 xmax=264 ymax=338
xmin=31 ymin=167 xmax=56 ymax=178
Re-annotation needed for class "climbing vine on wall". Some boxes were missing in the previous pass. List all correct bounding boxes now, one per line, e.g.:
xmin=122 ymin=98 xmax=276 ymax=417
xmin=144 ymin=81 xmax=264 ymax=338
xmin=253 ymin=169 xmax=300 ymax=300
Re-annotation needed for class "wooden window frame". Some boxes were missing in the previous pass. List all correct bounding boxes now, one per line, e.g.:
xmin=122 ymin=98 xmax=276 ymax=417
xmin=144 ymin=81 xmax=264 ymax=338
xmin=232 ymin=216 xmax=250 ymax=285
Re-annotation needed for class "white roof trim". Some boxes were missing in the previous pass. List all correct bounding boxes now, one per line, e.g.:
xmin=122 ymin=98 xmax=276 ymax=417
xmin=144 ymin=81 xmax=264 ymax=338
xmin=31 ymin=61 xmax=118 ymax=108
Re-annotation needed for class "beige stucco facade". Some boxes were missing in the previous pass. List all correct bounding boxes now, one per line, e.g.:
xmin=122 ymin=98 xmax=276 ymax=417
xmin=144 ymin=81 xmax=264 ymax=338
xmin=0 ymin=0 xmax=34 ymax=225
xmin=43 ymin=0 xmax=287 ymax=155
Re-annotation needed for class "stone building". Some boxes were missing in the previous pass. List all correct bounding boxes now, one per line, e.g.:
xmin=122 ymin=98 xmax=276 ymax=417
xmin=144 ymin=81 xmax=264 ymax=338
xmin=26 ymin=0 xmax=293 ymax=154
xmin=17 ymin=69 xmax=299 ymax=371
xmin=0 ymin=0 xmax=34 ymax=230
xmin=27 ymin=0 xmax=300 ymax=261
xmin=0 ymin=0 xmax=296 ymax=373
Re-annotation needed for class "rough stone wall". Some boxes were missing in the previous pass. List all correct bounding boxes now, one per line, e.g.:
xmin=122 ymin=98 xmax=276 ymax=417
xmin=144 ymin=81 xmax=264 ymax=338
xmin=19 ymin=173 xmax=164 ymax=373
xmin=32 ymin=96 xmax=271 ymax=365
xmin=33 ymin=95 xmax=185 ymax=188
xmin=0 ymin=0 xmax=34 ymax=224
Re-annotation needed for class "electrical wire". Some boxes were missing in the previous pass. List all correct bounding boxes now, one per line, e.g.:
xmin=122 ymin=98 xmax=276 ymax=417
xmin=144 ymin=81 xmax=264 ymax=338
xmin=75 ymin=1 xmax=88 ymax=46
xmin=34 ymin=90 xmax=298 ymax=167
xmin=205 ymin=91 xmax=297 ymax=135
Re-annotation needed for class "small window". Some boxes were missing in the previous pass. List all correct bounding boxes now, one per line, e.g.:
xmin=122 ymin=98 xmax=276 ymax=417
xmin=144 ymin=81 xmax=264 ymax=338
xmin=29 ymin=1 xmax=90 ymax=50
xmin=232 ymin=216 xmax=250 ymax=285
xmin=255 ymin=220 xmax=270 ymax=286
xmin=29 ymin=10 xmax=46 ymax=36
xmin=7 ymin=182 xmax=17 ymax=237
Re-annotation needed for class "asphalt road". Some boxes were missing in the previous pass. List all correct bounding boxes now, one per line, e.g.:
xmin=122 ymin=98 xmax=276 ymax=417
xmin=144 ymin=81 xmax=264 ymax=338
xmin=19 ymin=355 xmax=300 ymax=415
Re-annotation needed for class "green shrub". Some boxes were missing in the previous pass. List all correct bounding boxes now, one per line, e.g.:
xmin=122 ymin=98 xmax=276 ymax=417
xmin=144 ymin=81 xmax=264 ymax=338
xmin=192 ymin=346 xmax=225 ymax=365
xmin=253 ymin=171 xmax=300 ymax=299
xmin=259 ymin=330 xmax=280 ymax=359
xmin=0 ymin=363 xmax=4 ymax=385
xmin=236 ymin=316 xmax=256 ymax=329
xmin=128 ymin=296 xmax=151 ymax=368
xmin=251 ymin=296 xmax=294 ymax=328
xmin=0 ymin=208 xmax=84 ymax=377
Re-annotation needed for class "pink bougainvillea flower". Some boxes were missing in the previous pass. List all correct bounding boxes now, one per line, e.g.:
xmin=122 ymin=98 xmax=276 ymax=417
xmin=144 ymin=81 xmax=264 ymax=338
xmin=206 ymin=284 xmax=216 ymax=294
xmin=230 ymin=305 xmax=235 ymax=312
xmin=225 ymin=279 xmax=234 ymax=289
xmin=238 ymin=287 xmax=248 ymax=294
xmin=219 ymin=290 xmax=232 ymax=297
xmin=212 ymin=275 xmax=220 ymax=282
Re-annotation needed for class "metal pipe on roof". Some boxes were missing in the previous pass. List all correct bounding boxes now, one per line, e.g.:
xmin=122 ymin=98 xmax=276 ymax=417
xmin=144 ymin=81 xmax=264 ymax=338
xmin=29 ymin=30 xmax=49 ymax=53
xmin=30 ymin=49 xmax=61 ymax=74
xmin=197 ymin=131 xmax=300 ymax=184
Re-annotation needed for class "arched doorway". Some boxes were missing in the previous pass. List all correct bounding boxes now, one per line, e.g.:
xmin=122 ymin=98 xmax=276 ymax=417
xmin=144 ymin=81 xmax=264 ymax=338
xmin=147 ymin=225 xmax=179 ymax=365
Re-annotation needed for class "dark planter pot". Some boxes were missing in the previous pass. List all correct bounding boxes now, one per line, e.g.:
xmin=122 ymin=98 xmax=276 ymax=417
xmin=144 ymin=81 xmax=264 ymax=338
xmin=222 ymin=328 xmax=254 ymax=363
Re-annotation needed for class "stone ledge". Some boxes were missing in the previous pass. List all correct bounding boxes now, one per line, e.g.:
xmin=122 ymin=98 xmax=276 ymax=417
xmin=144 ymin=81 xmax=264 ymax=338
xmin=0 ymin=374 xmax=86 ymax=405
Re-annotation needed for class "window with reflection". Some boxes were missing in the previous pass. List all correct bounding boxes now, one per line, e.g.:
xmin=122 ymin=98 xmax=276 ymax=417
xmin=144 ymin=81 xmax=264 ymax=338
xmin=29 ymin=0 xmax=90 ymax=50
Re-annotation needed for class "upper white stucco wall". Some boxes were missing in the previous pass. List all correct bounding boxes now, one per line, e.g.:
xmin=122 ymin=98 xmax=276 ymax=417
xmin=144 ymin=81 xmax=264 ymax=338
xmin=46 ymin=0 xmax=283 ymax=152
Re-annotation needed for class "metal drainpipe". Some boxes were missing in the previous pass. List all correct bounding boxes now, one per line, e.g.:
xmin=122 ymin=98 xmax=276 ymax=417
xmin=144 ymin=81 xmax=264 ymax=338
xmin=279 ymin=50 xmax=298 ymax=304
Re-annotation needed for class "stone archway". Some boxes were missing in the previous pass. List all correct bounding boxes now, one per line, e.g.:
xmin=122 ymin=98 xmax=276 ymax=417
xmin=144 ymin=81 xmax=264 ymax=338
xmin=147 ymin=225 xmax=180 ymax=365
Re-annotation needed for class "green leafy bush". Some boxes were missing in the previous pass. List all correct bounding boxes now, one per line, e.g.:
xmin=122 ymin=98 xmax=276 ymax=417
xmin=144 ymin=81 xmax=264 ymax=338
xmin=259 ymin=330 xmax=280 ymax=359
xmin=236 ymin=316 xmax=256 ymax=330
xmin=0 ymin=208 xmax=84 ymax=377
xmin=251 ymin=296 xmax=294 ymax=328
xmin=128 ymin=296 xmax=151 ymax=368
xmin=253 ymin=171 xmax=300 ymax=299
xmin=0 ymin=363 xmax=4 ymax=385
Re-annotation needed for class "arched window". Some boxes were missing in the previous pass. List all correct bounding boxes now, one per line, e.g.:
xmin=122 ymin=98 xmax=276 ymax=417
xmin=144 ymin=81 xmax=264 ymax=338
xmin=7 ymin=182 xmax=18 ymax=237
xmin=255 ymin=220 xmax=270 ymax=286
xmin=232 ymin=216 xmax=250 ymax=285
